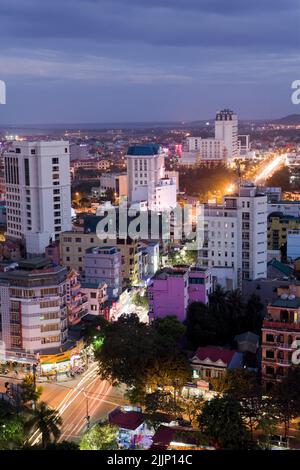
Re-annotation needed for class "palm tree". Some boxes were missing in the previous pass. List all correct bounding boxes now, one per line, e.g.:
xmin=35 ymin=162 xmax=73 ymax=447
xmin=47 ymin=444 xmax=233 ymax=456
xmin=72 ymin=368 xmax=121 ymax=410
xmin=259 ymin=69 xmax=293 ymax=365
xmin=25 ymin=401 xmax=62 ymax=448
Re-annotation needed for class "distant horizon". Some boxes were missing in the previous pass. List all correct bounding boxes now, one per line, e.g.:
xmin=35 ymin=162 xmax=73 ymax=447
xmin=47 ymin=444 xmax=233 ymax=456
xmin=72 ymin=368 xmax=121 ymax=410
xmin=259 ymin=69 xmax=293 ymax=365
xmin=0 ymin=113 xmax=299 ymax=130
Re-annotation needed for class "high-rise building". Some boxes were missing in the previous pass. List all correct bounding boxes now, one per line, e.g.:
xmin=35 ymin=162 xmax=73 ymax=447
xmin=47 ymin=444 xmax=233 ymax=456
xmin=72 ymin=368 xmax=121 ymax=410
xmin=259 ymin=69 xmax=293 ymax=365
xmin=215 ymin=109 xmax=238 ymax=160
xmin=126 ymin=144 xmax=177 ymax=211
xmin=4 ymin=141 xmax=72 ymax=255
xmin=180 ymin=108 xmax=240 ymax=166
xmin=0 ymin=257 xmax=68 ymax=355
xmin=198 ymin=183 xmax=268 ymax=288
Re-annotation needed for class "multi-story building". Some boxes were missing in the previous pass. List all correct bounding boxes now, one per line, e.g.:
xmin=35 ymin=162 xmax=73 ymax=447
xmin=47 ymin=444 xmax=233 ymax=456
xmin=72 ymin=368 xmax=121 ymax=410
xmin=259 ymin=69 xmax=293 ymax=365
xmin=287 ymin=229 xmax=300 ymax=261
xmin=70 ymin=143 xmax=89 ymax=161
xmin=66 ymin=269 xmax=88 ymax=325
xmin=182 ymin=137 xmax=227 ymax=165
xmin=4 ymin=141 xmax=72 ymax=255
xmin=80 ymin=281 xmax=108 ymax=317
xmin=268 ymin=200 xmax=300 ymax=218
xmin=180 ymin=109 xmax=239 ymax=166
xmin=99 ymin=173 xmax=128 ymax=200
xmin=60 ymin=231 xmax=140 ymax=287
xmin=0 ymin=257 xmax=68 ymax=356
xmin=215 ymin=109 xmax=238 ymax=160
xmin=127 ymin=144 xmax=177 ymax=211
xmin=262 ymin=287 xmax=300 ymax=388
xmin=267 ymin=212 xmax=300 ymax=251
xmin=71 ymin=158 xmax=111 ymax=174
xmin=198 ymin=183 xmax=268 ymax=287
xmin=148 ymin=266 xmax=212 ymax=322
xmin=84 ymin=246 xmax=122 ymax=299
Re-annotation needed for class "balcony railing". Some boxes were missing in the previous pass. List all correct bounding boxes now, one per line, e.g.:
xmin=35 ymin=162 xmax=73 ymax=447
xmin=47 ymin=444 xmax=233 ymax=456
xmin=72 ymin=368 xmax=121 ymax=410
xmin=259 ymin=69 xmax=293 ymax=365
xmin=276 ymin=358 xmax=291 ymax=366
xmin=277 ymin=343 xmax=294 ymax=350
xmin=263 ymin=320 xmax=300 ymax=331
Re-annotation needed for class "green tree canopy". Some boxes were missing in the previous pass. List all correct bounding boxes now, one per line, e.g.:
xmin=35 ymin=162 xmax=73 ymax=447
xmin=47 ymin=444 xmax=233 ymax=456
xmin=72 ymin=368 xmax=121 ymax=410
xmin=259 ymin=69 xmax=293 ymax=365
xmin=79 ymin=422 xmax=118 ymax=450
xmin=197 ymin=395 xmax=251 ymax=450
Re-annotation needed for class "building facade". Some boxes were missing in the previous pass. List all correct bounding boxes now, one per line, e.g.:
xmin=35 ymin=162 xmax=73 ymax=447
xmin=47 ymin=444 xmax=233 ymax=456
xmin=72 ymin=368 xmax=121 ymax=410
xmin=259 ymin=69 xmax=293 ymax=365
xmin=84 ymin=246 xmax=122 ymax=299
xmin=262 ymin=289 xmax=300 ymax=388
xmin=148 ymin=266 xmax=212 ymax=322
xmin=4 ymin=141 xmax=72 ymax=255
xmin=127 ymin=144 xmax=177 ymax=211
xmin=267 ymin=212 xmax=300 ymax=251
xmin=198 ymin=184 xmax=268 ymax=287
xmin=0 ymin=258 xmax=68 ymax=354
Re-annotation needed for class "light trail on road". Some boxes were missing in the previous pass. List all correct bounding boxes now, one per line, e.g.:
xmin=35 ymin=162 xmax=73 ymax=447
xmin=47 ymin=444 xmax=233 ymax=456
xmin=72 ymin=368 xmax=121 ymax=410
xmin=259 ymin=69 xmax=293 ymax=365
xmin=254 ymin=154 xmax=286 ymax=184
xmin=29 ymin=363 xmax=124 ymax=445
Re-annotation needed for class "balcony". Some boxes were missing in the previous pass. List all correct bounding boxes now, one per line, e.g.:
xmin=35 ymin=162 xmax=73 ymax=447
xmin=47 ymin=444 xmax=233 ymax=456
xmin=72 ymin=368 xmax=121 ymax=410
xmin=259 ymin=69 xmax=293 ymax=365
xmin=263 ymin=356 xmax=276 ymax=363
xmin=276 ymin=358 xmax=291 ymax=367
xmin=277 ymin=343 xmax=294 ymax=351
xmin=263 ymin=320 xmax=300 ymax=331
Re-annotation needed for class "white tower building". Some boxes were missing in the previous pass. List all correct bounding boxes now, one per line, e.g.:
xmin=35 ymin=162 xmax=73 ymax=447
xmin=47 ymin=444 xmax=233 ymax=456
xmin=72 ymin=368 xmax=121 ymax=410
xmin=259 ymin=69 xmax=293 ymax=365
xmin=215 ymin=109 xmax=238 ymax=160
xmin=198 ymin=183 xmax=267 ymax=288
xmin=126 ymin=144 xmax=177 ymax=211
xmin=4 ymin=141 xmax=72 ymax=255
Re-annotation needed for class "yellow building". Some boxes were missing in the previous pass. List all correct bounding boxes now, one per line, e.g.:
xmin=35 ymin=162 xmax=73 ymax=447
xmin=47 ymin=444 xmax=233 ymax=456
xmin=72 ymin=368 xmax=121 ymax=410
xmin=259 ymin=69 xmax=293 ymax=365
xmin=60 ymin=231 xmax=140 ymax=287
xmin=267 ymin=212 xmax=300 ymax=251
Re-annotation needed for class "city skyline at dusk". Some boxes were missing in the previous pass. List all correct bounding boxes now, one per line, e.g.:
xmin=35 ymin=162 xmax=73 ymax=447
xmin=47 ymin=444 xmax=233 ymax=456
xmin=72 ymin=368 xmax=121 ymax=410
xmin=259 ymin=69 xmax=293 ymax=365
xmin=0 ymin=0 xmax=299 ymax=124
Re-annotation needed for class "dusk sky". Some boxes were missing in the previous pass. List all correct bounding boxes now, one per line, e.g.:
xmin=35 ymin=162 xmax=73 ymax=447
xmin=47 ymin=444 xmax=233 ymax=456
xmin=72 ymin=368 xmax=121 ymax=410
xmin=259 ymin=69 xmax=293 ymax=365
xmin=0 ymin=0 xmax=300 ymax=124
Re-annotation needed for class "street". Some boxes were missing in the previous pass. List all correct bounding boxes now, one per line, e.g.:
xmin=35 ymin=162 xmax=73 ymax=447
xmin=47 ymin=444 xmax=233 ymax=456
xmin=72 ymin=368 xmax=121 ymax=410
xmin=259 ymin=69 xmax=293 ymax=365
xmin=0 ymin=363 xmax=126 ymax=444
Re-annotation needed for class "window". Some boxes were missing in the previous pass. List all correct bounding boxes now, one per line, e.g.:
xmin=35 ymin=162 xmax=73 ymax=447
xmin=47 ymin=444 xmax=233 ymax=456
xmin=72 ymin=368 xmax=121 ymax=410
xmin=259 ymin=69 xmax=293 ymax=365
xmin=31 ymin=149 xmax=36 ymax=155
xmin=52 ymin=158 xmax=59 ymax=164
xmin=24 ymin=159 xmax=30 ymax=186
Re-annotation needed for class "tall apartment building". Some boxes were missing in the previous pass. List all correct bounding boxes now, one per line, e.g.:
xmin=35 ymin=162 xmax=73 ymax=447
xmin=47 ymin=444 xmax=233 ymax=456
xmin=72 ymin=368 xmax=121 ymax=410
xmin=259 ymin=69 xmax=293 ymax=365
xmin=215 ymin=109 xmax=238 ymax=160
xmin=198 ymin=184 xmax=268 ymax=288
xmin=4 ymin=141 xmax=72 ymax=255
xmin=127 ymin=144 xmax=177 ymax=211
xmin=262 ymin=285 xmax=300 ymax=389
xmin=84 ymin=246 xmax=122 ymax=299
xmin=148 ymin=266 xmax=212 ymax=322
xmin=0 ymin=258 xmax=68 ymax=356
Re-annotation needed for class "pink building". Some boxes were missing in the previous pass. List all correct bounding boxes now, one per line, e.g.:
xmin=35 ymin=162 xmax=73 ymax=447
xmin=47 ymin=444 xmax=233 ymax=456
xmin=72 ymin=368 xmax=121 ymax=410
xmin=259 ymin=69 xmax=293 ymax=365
xmin=148 ymin=266 xmax=212 ymax=322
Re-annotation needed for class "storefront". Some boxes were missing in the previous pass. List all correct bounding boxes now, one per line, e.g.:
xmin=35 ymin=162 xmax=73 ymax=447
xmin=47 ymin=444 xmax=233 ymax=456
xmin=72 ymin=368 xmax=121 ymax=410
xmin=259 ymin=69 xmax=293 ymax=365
xmin=38 ymin=340 xmax=86 ymax=378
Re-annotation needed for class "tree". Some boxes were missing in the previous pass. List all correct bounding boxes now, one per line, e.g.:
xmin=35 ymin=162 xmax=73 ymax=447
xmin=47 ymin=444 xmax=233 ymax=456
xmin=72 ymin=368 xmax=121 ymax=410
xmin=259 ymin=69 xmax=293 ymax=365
xmin=212 ymin=369 xmax=277 ymax=440
xmin=131 ymin=291 xmax=149 ymax=309
xmin=44 ymin=441 xmax=80 ymax=450
xmin=271 ymin=368 xmax=300 ymax=439
xmin=82 ymin=315 xmax=109 ymax=346
xmin=178 ymin=396 xmax=204 ymax=427
xmin=79 ymin=422 xmax=118 ymax=450
xmin=144 ymin=390 xmax=183 ymax=427
xmin=153 ymin=316 xmax=186 ymax=343
xmin=144 ymin=352 xmax=192 ymax=393
xmin=185 ymin=302 xmax=214 ymax=349
xmin=0 ymin=402 xmax=25 ymax=450
xmin=25 ymin=402 xmax=62 ymax=449
xmin=94 ymin=314 xmax=157 ymax=386
xmin=20 ymin=374 xmax=43 ymax=405
xmin=244 ymin=293 xmax=264 ymax=334
xmin=197 ymin=395 xmax=250 ymax=449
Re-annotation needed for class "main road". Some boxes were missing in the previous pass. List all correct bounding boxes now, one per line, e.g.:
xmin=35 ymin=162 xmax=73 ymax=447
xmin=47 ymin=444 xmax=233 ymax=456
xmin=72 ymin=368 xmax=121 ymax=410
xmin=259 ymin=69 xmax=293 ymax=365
xmin=0 ymin=363 xmax=126 ymax=443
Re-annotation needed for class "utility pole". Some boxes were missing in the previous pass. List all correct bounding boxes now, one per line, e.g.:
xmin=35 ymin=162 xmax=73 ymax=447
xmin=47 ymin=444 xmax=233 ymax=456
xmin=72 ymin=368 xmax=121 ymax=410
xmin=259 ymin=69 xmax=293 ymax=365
xmin=32 ymin=363 xmax=37 ymax=410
